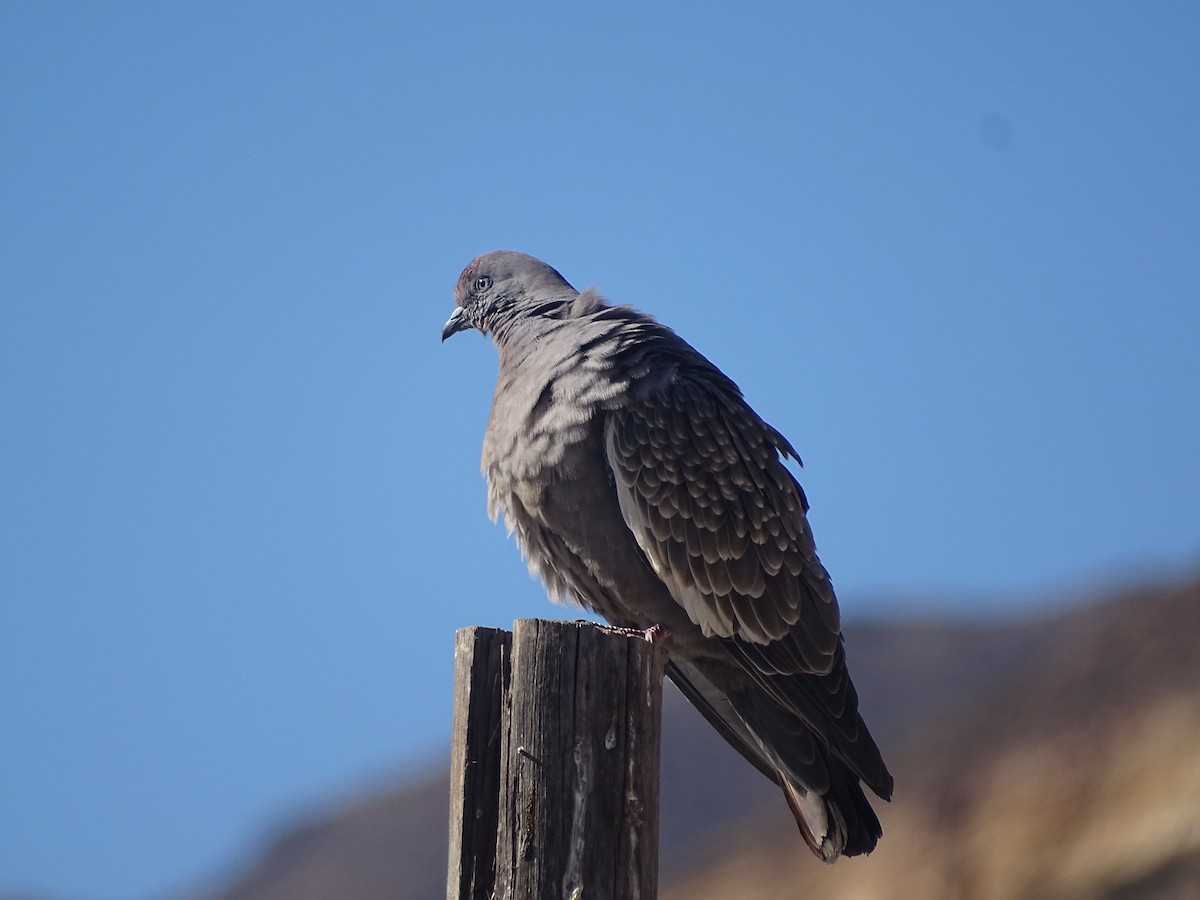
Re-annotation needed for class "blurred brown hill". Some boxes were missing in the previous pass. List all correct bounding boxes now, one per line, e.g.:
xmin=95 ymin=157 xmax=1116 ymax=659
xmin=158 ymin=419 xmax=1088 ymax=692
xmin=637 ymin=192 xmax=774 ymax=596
xmin=197 ymin=574 xmax=1200 ymax=900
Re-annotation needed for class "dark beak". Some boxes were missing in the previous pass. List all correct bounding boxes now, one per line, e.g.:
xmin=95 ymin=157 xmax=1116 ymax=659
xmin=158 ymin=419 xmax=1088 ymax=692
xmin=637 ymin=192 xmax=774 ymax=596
xmin=441 ymin=307 xmax=469 ymax=342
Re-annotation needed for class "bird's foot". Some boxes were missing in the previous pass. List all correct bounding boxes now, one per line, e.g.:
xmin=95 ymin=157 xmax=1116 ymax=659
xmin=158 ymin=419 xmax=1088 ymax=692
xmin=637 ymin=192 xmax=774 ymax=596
xmin=604 ymin=623 xmax=670 ymax=645
xmin=641 ymin=624 xmax=670 ymax=645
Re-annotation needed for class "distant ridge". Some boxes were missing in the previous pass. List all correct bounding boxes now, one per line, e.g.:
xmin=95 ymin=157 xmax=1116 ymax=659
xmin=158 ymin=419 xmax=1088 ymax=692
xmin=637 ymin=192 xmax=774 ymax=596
xmin=180 ymin=574 xmax=1200 ymax=900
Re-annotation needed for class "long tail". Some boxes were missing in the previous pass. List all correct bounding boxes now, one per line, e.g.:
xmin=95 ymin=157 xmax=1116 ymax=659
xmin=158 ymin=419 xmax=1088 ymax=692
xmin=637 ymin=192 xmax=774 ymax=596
xmin=779 ymin=756 xmax=883 ymax=861
xmin=666 ymin=659 xmax=889 ymax=863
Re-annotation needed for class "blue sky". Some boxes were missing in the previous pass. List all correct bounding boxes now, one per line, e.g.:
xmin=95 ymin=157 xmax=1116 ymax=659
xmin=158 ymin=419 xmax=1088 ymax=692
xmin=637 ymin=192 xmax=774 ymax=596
xmin=2 ymin=3 xmax=1198 ymax=898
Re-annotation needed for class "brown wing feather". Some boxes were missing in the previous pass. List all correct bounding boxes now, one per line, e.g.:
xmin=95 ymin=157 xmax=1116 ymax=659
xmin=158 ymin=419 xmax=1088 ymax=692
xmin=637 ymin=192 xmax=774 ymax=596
xmin=605 ymin=381 xmax=894 ymax=797
xmin=604 ymin=378 xmax=841 ymax=675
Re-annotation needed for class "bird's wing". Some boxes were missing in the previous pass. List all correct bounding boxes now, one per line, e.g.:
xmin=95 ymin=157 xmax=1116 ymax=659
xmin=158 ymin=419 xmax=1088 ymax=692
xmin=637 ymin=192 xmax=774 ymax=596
xmin=603 ymin=374 xmax=893 ymax=798
xmin=603 ymin=376 xmax=842 ymax=674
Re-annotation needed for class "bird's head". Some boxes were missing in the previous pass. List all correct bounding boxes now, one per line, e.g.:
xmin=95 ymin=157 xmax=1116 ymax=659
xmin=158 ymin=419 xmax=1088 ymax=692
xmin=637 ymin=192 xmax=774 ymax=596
xmin=441 ymin=251 xmax=577 ymax=341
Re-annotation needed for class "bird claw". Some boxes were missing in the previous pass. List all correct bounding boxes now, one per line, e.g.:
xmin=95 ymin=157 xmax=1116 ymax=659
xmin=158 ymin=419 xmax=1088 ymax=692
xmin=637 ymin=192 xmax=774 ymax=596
xmin=603 ymin=623 xmax=670 ymax=645
xmin=641 ymin=624 xmax=670 ymax=645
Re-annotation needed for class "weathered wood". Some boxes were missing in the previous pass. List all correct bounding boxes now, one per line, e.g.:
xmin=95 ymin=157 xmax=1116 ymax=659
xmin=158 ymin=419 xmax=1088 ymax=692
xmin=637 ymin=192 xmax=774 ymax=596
xmin=447 ymin=626 xmax=511 ymax=900
xmin=494 ymin=619 xmax=667 ymax=900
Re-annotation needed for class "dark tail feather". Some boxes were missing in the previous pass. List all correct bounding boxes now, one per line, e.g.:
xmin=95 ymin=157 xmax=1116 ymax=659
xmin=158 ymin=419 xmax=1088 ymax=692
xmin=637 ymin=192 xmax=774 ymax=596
xmin=781 ymin=758 xmax=883 ymax=862
xmin=667 ymin=659 xmax=888 ymax=862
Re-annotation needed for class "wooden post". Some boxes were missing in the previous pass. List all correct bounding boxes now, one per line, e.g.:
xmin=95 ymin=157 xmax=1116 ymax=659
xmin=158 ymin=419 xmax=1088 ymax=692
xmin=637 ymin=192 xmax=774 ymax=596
xmin=448 ymin=619 xmax=667 ymax=900
xmin=447 ymin=626 xmax=511 ymax=900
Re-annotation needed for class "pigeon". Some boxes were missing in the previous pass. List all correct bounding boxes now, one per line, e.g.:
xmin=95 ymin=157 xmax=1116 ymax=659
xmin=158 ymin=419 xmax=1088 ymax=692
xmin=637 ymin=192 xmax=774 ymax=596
xmin=442 ymin=250 xmax=893 ymax=861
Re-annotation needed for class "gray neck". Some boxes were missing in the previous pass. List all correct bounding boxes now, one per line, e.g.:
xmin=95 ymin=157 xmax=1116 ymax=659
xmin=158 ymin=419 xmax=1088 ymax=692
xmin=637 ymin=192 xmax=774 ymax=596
xmin=490 ymin=289 xmax=611 ymax=368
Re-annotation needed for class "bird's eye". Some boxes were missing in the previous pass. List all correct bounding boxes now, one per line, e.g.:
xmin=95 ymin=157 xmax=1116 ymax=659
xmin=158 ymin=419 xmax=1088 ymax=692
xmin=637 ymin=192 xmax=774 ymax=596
xmin=474 ymin=275 xmax=493 ymax=292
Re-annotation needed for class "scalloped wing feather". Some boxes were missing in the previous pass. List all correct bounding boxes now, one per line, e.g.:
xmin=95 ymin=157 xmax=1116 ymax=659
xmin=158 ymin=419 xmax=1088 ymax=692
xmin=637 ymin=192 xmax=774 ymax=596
xmin=603 ymin=379 xmax=842 ymax=675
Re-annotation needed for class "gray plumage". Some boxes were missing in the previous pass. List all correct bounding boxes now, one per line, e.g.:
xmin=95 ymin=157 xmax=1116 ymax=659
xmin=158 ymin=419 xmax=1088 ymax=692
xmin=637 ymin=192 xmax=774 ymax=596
xmin=442 ymin=250 xmax=893 ymax=861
